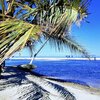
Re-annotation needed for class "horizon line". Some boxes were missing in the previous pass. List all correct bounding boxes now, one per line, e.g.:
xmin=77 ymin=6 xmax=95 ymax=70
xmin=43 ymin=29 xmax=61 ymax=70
xmin=7 ymin=57 xmax=100 ymax=60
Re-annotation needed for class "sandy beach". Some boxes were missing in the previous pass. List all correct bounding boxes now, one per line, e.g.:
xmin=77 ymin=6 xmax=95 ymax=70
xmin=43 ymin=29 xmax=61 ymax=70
xmin=0 ymin=66 xmax=100 ymax=100
xmin=46 ymin=78 xmax=100 ymax=100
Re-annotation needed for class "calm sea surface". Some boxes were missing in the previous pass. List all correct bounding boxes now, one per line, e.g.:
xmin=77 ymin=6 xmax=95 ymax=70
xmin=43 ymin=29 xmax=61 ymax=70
xmin=6 ymin=59 xmax=100 ymax=88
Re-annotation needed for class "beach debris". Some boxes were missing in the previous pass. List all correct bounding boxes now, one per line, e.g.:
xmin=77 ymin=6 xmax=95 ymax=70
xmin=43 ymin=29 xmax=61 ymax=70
xmin=17 ymin=64 xmax=36 ymax=71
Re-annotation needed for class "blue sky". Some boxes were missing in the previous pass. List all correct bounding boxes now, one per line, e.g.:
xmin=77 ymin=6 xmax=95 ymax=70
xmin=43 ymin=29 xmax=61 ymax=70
xmin=71 ymin=0 xmax=100 ymax=57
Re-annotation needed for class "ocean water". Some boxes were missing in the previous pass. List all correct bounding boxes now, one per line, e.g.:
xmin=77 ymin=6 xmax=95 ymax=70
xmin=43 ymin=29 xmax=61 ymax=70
xmin=5 ymin=59 xmax=100 ymax=88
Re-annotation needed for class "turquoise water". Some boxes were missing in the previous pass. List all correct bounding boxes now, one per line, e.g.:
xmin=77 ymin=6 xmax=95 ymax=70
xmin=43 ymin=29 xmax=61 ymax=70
xmin=6 ymin=59 xmax=100 ymax=88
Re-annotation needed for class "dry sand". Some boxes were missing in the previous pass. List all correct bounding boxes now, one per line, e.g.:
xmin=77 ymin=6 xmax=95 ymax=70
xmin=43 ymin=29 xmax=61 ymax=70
xmin=46 ymin=78 xmax=100 ymax=100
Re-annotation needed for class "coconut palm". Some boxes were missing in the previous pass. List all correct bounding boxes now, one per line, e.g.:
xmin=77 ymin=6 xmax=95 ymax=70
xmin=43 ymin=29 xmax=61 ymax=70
xmin=0 ymin=0 xmax=91 ymax=64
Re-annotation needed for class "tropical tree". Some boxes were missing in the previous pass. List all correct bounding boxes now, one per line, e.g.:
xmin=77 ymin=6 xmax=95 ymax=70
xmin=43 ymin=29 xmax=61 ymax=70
xmin=0 ymin=0 xmax=91 ymax=65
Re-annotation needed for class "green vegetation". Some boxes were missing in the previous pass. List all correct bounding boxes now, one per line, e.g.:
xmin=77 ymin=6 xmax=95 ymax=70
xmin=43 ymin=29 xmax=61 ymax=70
xmin=0 ymin=0 xmax=91 ymax=64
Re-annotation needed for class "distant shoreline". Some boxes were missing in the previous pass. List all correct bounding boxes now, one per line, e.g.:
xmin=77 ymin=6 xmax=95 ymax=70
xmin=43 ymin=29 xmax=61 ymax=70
xmin=8 ymin=57 xmax=100 ymax=60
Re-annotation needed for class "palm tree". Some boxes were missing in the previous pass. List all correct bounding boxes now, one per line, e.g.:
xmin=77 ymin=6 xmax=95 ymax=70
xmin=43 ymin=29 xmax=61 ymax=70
xmin=0 ymin=0 xmax=91 ymax=65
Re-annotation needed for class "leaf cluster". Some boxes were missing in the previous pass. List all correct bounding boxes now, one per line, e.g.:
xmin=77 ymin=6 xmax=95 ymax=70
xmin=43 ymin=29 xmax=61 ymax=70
xmin=0 ymin=0 xmax=91 ymax=63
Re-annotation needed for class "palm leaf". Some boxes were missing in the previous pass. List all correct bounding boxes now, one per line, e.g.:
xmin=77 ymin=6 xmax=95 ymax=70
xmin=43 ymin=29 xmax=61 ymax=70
xmin=34 ymin=32 xmax=89 ymax=58
xmin=47 ymin=35 xmax=89 ymax=58
xmin=0 ymin=19 xmax=41 ymax=64
xmin=0 ymin=0 xmax=6 ymax=20
xmin=7 ymin=0 xmax=15 ymax=15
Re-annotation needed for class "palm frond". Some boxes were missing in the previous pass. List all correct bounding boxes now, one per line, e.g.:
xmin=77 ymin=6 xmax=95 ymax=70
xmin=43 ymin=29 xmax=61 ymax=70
xmin=43 ymin=33 xmax=89 ymax=58
xmin=33 ymin=0 xmax=91 ymax=37
xmin=25 ymin=39 xmax=37 ymax=57
xmin=14 ymin=2 xmax=37 ymax=19
xmin=0 ymin=18 xmax=41 ymax=64
xmin=7 ymin=0 xmax=15 ymax=15
xmin=0 ymin=0 xmax=6 ymax=20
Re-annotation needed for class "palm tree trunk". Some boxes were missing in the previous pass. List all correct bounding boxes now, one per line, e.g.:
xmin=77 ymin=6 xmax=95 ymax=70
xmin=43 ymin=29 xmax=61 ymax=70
xmin=29 ymin=38 xmax=50 ymax=64
xmin=29 ymin=57 xmax=34 ymax=64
